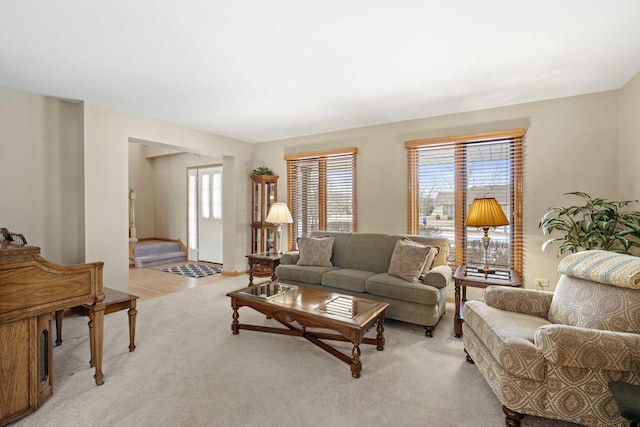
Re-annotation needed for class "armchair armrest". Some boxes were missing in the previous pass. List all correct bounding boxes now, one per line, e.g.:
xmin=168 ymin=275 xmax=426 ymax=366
xmin=535 ymin=324 xmax=640 ymax=372
xmin=280 ymin=251 xmax=299 ymax=265
xmin=484 ymin=286 xmax=553 ymax=319
xmin=422 ymin=265 xmax=452 ymax=289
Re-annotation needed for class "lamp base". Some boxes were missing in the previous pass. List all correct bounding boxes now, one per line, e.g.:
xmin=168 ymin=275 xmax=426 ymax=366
xmin=477 ymin=266 xmax=496 ymax=275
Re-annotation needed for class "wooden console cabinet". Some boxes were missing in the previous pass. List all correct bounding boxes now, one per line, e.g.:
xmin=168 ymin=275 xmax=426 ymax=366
xmin=0 ymin=240 xmax=105 ymax=426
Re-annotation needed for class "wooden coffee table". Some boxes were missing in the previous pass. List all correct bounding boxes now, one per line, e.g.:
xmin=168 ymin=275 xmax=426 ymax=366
xmin=227 ymin=283 xmax=389 ymax=378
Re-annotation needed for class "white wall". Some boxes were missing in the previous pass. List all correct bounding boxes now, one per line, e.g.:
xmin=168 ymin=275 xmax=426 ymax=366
xmin=619 ymin=72 xmax=640 ymax=256
xmin=0 ymin=86 xmax=84 ymax=264
xmin=253 ymin=90 xmax=621 ymax=297
xmin=619 ymin=72 xmax=640 ymax=202
xmin=128 ymin=143 xmax=155 ymax=239
xmin=150 ymin=152 xmax=222 ymax=242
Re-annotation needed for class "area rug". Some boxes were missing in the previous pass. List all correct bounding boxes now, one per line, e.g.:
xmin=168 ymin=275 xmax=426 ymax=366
xmin=162 ymin=263 xmax=222 ymax=278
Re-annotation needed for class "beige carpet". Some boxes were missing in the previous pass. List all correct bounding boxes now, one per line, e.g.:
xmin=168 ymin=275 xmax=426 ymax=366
xmin=13 ymin=275 xmax=577 ymax=427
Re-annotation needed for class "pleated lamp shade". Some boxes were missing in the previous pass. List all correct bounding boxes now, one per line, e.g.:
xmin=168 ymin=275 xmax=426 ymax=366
xmin=465 ymin=198 xmax=509 ymax=227
xmin=266 ymin=203 xmax=293 ymax=224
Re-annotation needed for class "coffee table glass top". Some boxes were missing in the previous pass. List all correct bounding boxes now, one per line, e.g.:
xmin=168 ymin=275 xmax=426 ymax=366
xmin=238 ymin=282 xmax=297 ymax=300
xmin=317 ymin=296 xmax=377 ymax=319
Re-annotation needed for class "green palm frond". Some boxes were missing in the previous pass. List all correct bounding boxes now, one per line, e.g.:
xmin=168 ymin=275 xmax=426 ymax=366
xmin=538 ymin=192 xmax=640 ymax=256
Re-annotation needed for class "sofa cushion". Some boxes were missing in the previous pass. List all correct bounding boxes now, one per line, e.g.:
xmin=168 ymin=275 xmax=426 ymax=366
xmin=464 ymin=300 xmax=551 ymax=380
xmin=338 ymin=233 xmax=396 ymax=273
xmin=297 ymin=235 xmax=334 ymax=267
xmin=387 ymin=238 xmax=431 ymax=282
xmin=321 ymin=269 xmax=375 ymax=293
xmin=365 ymin=273 xmax=440 ymax=305
xmin=275 ymin=264 xmax=335 ymax=285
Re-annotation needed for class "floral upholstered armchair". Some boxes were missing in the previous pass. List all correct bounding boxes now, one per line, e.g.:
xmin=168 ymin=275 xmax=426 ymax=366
xmin=463 ymin=250 xmax=640 ymax=427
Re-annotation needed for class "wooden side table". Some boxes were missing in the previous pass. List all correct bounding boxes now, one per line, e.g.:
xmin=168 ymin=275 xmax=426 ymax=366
xmin=246 ymin=251 xmax=282 ymax=286
xmin=453 ymin=264 xmax=521 ymax=338
xmin=56 ymin=287 xmax=139 ymax=361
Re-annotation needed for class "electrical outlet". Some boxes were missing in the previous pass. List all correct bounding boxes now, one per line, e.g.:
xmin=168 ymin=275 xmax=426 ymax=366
xmin=535 ymin=278 xmax=550 ymax=288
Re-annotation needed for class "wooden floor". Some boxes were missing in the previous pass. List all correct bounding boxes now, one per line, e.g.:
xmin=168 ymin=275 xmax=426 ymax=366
xmin=128 ymin=261 xmax=232 ymax=300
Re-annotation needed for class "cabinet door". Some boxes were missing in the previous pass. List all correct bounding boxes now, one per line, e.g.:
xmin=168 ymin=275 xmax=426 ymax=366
xmin=253 ymin=181 xmax=262 ymax=223
xmin=0 ymin=319 xmax=31 ymax=424
xmin=264 ymin=181 xmax=276 ymax=222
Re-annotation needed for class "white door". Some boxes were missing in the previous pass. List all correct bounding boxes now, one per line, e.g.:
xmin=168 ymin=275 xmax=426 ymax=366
xmin=189 ymin=166 xmax=223 ymax=263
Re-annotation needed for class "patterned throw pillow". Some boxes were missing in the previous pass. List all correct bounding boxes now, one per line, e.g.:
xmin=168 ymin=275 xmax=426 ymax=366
xmin=296 ymin=235 xmax=334 ymax=267
xmin=421 ymin=246 xmax=440 ymax=275
xmin=388 ymin=238 xmax=431 ymax=282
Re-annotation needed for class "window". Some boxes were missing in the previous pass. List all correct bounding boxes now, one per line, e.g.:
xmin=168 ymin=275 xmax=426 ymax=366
xmin=285 ymin=147 xmax=358 ymax=250
xmin=405 ymin=129 xmax=524 ymax=273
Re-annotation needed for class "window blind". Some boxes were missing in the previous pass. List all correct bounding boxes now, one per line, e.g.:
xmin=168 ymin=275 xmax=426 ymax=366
xmin=285 ymin=148 xmax=358 ymax=250
xmin=405 ymin=129 xmax=524 ymax=273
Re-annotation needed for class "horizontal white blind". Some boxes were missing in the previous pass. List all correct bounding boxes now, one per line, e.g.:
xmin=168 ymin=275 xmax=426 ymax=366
xmin=406 ymin=130 xmax=523 ymax=272
xmin=286 ymin=148 xmax=357 ymax=249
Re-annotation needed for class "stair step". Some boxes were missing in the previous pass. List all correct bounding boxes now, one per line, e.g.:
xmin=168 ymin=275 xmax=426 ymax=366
xmin=134 ymin=251 xmax=187 ymax=268
xmin=134 ymin=241 xmax=180 ymax=257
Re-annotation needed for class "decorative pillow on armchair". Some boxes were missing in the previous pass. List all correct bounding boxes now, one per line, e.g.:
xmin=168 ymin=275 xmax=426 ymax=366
xmin=388 ymin=238 xmax=432 ymax=282
xmin=296 ymin=235 xmax=334 ymax=267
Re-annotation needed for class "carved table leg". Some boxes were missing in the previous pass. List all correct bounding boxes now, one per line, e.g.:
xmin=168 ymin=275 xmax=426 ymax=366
xmin=454 ymin=281 xmax=462 ymax=338
xmin=351 ymin=344 xmax=362 ymax=378
xmin=55 ymin=310 xmax=63 ymax=346
xmin=231 ymin=307 xmax=240 ymax=335
xmin=90 ymin=304 xmax=105 ymax=386
xmin=87 ymin=314 xmax=95 ymax=367
xmin=248 ymin=259 xmax=256 ymax=286
xmin=376 ymin=319 xmax=385 ymax=351
xmin=128 ymin=302 xmax=137 ymax=352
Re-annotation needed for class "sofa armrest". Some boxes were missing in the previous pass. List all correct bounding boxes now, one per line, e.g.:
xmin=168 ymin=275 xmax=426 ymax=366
xmin=535 ymin=324 xmax=640 ymax=372
xmin=422 ymin=265 xmax=452 ymax=289
xmin=280 ymin=251 xmax=299 ymax=265
xmin=484 ymin=286 xmax=553 ymax=319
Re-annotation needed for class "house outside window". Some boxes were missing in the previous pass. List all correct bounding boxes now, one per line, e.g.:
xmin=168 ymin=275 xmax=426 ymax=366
xmin=285 ymin=147 xmax=358 ymax=250
xmin=405 ymin=129 xmax=524 ymax=273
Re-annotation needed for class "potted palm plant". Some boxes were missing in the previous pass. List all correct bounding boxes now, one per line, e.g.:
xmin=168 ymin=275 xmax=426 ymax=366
xmin=539 ymin=191 xmax=640 ymax=255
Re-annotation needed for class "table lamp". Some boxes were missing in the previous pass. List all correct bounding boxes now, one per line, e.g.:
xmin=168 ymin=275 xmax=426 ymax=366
xmin=266 ymin=203 xmax=293 ymax=254
xmin=465 ymin=197 xmax=509 ymax=275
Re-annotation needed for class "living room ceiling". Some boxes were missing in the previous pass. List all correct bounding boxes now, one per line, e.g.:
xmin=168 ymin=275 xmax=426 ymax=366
xmin=1 ymin=1 xmax=639 ymax=143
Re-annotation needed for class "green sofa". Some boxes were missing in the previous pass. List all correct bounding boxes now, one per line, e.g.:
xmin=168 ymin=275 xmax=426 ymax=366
xmin=275 ymin=231 xmax=452 ymax=337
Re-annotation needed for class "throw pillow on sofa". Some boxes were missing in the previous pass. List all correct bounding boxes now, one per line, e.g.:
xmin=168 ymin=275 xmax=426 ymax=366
xmin=297 ymin=235 xmax=334 ymax=267
xmin=388 ymin=238 xmax=432 ymax=282
xmin=420 ymin=246 xmax=440 ymax=277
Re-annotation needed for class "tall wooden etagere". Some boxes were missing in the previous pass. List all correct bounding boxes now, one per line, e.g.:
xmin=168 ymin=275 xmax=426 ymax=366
xmin=250 ymin=175 xmax=278 ymax=258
